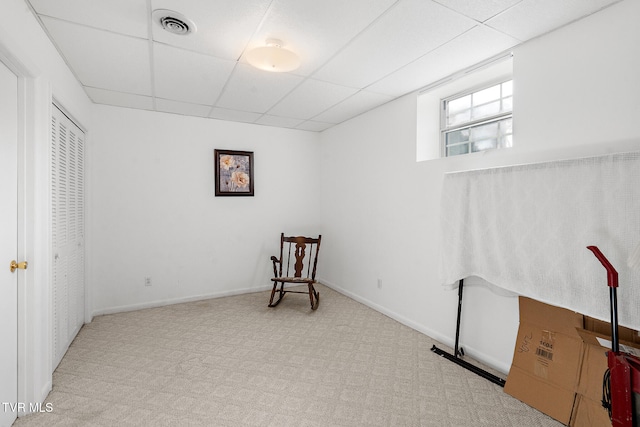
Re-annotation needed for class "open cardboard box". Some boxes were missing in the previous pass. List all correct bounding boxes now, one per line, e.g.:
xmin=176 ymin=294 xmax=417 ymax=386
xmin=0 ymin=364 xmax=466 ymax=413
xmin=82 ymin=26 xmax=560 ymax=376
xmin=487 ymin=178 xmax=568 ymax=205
xmin=504 ymin=297 xmax=584 ymax=425
xmin=570 ymin=328 xmax=640 ymax=427
xmin=505 ymin=297 xmax=640 ymax=426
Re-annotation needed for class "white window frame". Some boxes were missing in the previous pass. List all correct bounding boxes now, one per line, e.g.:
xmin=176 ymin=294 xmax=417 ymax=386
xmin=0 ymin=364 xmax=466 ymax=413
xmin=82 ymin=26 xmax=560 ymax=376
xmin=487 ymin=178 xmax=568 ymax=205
xmin=440 ymin=78 xmax=513 ymax=157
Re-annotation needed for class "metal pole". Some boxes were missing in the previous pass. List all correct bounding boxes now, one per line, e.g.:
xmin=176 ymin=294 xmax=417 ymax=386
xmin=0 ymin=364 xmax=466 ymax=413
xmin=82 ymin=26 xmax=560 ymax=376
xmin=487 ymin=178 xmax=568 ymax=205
xmin=454 ymin=279 xmax=464 ymax=357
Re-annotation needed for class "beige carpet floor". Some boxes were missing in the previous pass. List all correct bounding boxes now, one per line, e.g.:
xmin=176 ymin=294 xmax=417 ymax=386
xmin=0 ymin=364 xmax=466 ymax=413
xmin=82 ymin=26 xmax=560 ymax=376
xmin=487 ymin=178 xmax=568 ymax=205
xmin=14 ymin=284 xmax=561 ymax=426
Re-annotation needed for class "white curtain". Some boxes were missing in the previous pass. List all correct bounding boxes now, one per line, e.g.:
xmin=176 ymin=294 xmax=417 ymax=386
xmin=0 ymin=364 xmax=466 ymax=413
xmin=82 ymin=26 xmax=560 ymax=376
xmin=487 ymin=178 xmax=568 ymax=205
xmin=440 ymin=151 xmax=640 ymax=330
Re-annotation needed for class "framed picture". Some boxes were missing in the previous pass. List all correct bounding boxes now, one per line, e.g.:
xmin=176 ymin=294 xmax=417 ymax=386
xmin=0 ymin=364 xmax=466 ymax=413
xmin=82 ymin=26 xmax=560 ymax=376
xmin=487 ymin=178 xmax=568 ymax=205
xmin=214 ymin=149 xmax=254 ymax=196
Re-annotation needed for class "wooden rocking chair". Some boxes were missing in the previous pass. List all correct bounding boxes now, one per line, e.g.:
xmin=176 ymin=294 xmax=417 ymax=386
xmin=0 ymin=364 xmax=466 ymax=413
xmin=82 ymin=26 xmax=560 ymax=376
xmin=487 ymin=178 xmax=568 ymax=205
xmin=269 ymin=233 xmax=321 ymax=310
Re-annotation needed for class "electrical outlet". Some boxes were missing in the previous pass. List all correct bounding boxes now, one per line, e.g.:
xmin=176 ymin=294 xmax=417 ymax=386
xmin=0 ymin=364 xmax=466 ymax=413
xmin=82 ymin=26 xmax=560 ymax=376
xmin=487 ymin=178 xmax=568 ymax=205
xmin=144 ymin=277 xmax=152 ymax=286
xmin=377 ymin=279 xmax=382 ymax=289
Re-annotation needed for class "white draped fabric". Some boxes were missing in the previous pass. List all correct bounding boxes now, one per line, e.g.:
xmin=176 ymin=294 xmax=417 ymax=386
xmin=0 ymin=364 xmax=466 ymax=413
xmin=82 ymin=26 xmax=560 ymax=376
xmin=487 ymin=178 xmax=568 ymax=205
xmin=440 ymin=151 xmax=640 ymax=330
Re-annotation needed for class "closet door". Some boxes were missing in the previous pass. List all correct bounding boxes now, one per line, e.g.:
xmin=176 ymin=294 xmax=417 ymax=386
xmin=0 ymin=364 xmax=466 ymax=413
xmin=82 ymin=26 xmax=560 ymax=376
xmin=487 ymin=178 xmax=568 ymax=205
xmin=51 ymin=104 xmax=85 ymax=369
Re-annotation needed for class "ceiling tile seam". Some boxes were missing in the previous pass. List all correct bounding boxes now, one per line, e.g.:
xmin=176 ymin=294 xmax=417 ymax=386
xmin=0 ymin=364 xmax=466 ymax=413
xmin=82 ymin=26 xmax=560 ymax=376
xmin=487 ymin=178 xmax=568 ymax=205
xmin=556 ymin=1 xmax=626 ymax=37
xmin=260 ymin=0 xmax=403 ymax=117
xmin=357 ymin=25 xmax=482 ymax=94
xmin=304 ymin=90 xmax=370 ymax=124
xmin=209 ymin=104 xmax=275 ymax=121
xmin=175 ymin=0 xmax=403 ymax=122
xmin=294 ymin=120 xmax=325 ymax=130
xmin=302 ymin=0 xmax=403 ymax=83
xmin=207 ymin=0 xmax=277 ymax=119
xmin=208 ymin=106 xmax=264 ymax=124
xmin=207 ymin=63 xmax=234 ymax=117
xmin=313 ymin=101 xmax=396 ymax=128
xmin=478 ymin=21 xmax=524 ymax=43
xmin=151 ymin=109 xmax=209 ymax=120
xmin=258 ymin=76 xmax=310 ymax=117
xmin=82 ymin=85 xmax=154 ymax=98
xmin=259 ymin=112 xmax=322 ymax=124
xmin=478 ymin=0 xmax=528 ymax=23
xmin=35 ymin=14 xmax=150 ymax=43
xmin=234 ymin=0 xmax=277 ymax=62
xmin=261 ymin=75 xmax=360 ymax=120
xmin=209 ymin=0 xmax=331 ymax=122
xmin=25 ymin=5 xmax=86 ymax=91
xmin=150 ymin=40 xmax=237 ymax=64
xmin=429 ymin=0 xmax=486 ymax=24
xmin=154 ymin=95 xmax=214 ymax=109
xmin=485 ymin=0 xmax=624 ymax=47
xmin=251 ymin=112 xmax=269 ymax=125
xmin=430 ymin=0 xmax=527 ymax=24
xmin=146 ymin=0 xmax=157 ymax=110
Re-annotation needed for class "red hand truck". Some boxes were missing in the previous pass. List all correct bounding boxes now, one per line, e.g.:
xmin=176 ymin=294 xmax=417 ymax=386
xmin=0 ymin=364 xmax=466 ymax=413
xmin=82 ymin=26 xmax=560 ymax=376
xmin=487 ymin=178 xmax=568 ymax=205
xmin=587 ymin=246 xmax=640 ymax=427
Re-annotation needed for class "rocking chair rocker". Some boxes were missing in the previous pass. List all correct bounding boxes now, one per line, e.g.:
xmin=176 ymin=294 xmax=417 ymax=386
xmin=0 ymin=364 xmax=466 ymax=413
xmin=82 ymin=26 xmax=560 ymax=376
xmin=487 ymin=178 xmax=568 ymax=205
xmin=268 ymin=233 xmax=321 ymax=310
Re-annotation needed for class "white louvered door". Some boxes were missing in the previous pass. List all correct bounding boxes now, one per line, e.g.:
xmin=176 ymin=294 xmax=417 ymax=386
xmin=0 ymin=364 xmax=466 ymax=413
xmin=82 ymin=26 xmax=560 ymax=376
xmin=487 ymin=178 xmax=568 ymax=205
xmin=51 ymin=104 xmax=85 ymax=369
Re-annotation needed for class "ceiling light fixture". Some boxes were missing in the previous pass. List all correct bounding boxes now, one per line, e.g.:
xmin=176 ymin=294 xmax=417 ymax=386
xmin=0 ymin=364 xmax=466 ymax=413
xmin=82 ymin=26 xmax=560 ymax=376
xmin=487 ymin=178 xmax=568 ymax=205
xmin=152 ymin=9 xmax=196 ymax=35
xmin=246 ymin=39 xmax=300 ymax=73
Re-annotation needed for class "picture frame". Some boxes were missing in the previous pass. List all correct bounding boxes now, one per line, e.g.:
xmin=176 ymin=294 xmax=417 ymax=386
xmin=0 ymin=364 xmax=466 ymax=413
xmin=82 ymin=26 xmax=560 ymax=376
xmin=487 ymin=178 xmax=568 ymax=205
xmin=214 ymin=149 xmax=254 ymax=196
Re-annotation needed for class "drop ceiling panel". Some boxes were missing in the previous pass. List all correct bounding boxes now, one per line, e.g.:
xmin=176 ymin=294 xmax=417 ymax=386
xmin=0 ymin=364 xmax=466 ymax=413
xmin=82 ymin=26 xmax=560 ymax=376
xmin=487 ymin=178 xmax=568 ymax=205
xmin=245 ymin=0 xmax=398 ymax=76
xmin=150 ymin=0 xmax=271 ymax=60
xmin=26 ymin=0 xmax=623 ymax=132
xmin=41 ymin=17 xmax=152 ymax=95
xmin=255 ymin=115 xmax=305 ymax=128
xmin=85 ymin=87 xmax=154 ymax=110
xmin=216 ymin=63 xmax=304 ymax=113
xmin=268 ymin=79 xmax=358 ymax=120
xmin=313 ymin=0 xmax=476 ymax=88
xmin=155 ymin=98 xmax=211 ymax=118
xmin=28 ymin=0 xmax=148 ymax=38
xmin=295 ymin=120 xmax=334 ymax=132
xmin=369 ymin=26 xmax=519 ymax=96
xmin=486 ymin=0 xmax=620 ymax=41
xmin=434 ymin=0 xmax=524 ymax=22
xmin=153 ymin=43 xmax=235 ymax=105
xmin=313 ymin=90 xmax=394 ymax=124
xmin=209 ymin=108 xmax=262 ymax=124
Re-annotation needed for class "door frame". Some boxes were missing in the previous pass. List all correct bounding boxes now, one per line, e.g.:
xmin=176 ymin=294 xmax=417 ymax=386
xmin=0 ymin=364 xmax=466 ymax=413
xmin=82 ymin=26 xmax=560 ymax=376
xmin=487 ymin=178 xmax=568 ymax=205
xmin=0 ymin=32 xmax=53 ymax=413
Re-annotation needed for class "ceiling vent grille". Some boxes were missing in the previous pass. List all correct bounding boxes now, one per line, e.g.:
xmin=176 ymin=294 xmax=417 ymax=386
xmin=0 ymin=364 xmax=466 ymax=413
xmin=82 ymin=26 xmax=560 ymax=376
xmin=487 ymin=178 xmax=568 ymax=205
xmin=152 ymin=9 xmax=196 ymax=35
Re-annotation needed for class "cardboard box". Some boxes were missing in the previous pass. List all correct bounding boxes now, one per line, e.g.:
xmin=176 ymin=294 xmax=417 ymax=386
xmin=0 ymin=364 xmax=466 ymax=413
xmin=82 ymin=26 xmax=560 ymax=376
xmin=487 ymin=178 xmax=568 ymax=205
xmin=505 ymin=297 xmax=584 ymax=425
xmin=571 ymin=327 xmax=640 ymax=426
xmin=583 ymin=316 xmax=640 ymax=345
xmin=570 ymin=394 xmax=611 ymax=427
xmin=575 ymin=329 xmax=611 ymax=403
xmin=505 ymin=297 xmax=640 ymax=425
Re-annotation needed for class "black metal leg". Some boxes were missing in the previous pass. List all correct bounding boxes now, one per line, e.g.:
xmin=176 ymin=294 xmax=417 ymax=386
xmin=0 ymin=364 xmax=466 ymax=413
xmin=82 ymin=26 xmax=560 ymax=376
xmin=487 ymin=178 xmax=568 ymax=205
xmin=430 ymin=279 xmax=506 ymax=387
xmin=454 ymin=279 xmax=464 ymax=357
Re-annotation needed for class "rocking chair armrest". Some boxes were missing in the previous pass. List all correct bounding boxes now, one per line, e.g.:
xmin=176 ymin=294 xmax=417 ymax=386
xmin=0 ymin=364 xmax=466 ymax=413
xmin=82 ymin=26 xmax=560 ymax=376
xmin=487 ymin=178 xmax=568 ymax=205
xmin=270 ymin=256 xmax=280 ymax=278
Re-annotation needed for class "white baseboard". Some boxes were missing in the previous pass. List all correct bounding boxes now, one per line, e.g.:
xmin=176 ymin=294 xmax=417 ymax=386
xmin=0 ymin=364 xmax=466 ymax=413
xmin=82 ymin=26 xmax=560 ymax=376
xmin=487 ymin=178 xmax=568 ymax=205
xmin=16 ymin=380 xmax=53 ymax=418
xmin=40 ymin=381 xmax=52 ymax=403
xmin=91 ymin=285 xmax=273 ymax=318
xmin=318 ymin=278 xmax=510 ymax=375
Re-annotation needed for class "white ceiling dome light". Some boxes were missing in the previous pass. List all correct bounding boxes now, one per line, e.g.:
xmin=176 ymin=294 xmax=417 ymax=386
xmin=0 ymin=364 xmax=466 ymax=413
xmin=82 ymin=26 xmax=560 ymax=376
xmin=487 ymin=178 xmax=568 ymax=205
xmin=246 ymin=39 xmax=300 ymax=73
xmin=152 ymin=9 xmax=197 ymax=35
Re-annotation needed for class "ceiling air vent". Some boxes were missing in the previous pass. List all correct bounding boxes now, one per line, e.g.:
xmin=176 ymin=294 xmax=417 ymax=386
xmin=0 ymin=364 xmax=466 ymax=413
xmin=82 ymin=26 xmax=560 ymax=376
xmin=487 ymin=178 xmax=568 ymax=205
xmin=152 ymin=9 xmax=196 ymax=35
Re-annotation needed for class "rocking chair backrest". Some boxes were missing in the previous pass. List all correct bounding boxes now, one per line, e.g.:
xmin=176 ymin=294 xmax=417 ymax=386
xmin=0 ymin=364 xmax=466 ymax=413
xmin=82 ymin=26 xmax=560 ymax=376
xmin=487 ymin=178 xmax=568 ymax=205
xmin=278 ymin=233 xmax=321 ymax=280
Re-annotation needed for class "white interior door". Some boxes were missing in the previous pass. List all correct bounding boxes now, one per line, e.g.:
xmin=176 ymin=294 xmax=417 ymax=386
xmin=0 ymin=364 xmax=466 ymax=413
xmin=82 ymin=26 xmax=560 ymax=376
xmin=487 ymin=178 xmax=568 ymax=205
xmin=0 ymin=59 xmax=19 ymax=427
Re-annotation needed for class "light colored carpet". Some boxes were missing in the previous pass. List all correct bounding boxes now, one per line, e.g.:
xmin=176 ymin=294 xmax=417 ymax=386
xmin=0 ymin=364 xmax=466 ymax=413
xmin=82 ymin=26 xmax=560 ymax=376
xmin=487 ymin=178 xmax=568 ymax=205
xmin=14 ymin=284 xmax=562 ymax=426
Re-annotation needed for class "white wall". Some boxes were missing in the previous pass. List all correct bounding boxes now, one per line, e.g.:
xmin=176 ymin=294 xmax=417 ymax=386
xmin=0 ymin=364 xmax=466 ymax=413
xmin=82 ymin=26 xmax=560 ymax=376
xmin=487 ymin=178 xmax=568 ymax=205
xmin=2 ymin=0 xmax=92 ymax=412
xmin=88 ymin=105 xmax=321 ymax=315
xmin=319 ymin=0 xmax=640 ymax=373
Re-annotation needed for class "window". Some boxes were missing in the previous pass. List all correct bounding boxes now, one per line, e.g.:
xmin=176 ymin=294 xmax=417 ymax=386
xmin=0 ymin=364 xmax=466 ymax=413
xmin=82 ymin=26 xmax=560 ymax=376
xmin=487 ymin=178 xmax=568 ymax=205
xmin=441 ymin=80 xmax=512 ymax=157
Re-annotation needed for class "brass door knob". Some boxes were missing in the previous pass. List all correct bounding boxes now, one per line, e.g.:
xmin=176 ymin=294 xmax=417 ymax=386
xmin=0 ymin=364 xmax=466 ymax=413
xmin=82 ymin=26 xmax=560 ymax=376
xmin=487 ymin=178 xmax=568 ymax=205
xmin=10 ymin=260 xmax=28 ymax=273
